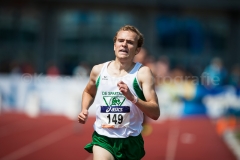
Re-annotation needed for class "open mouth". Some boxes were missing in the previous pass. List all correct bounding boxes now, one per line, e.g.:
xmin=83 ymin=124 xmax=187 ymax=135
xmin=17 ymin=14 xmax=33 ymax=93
xmin=119 ymin=49 xmax=128 ymax=53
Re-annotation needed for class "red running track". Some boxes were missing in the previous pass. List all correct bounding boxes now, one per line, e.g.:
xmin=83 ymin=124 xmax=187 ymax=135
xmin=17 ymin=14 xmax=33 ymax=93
xmin=0 ymin=113 xmax=237 ymax=160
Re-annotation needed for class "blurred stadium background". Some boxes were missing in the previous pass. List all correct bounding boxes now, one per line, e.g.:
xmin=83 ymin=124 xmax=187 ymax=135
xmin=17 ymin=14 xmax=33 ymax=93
xmin=0 ymin=0 xmax=240 ymax=159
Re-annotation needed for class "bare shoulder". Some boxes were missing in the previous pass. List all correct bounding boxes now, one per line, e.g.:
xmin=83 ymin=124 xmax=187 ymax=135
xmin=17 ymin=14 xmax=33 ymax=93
xmin=89 ymin=63 xmax=104 ymax=83
xmin=138 ymin=65 xmax=153 ymax=82
xmin=91 ymin=63 xmax=104 ymax=76
xmin=138 ymin=65 xmax=152 ymax=73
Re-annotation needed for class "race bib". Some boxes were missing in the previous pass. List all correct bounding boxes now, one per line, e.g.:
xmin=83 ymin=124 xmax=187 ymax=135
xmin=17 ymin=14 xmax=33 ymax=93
xmin=100 ymin=106 xmax=130 ymax=128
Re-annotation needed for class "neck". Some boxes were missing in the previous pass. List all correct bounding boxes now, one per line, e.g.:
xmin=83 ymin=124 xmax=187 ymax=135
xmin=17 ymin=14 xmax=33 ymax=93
xmin=113 ymin=58 xmax=135 ymax=72
xmin=106 ymin=59 xmax=135 ymax=77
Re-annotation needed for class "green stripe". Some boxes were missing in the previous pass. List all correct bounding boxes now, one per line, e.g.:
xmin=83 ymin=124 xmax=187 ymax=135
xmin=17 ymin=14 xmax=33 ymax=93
xmin=133 ymin=78 xmax=146 ymax=101
xmin=96 ymin=75 xmax=100 ymax=88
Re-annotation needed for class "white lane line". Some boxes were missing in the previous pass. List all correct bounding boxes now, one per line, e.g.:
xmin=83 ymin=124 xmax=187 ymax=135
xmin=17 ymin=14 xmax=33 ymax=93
xmin=165 ymin=127 xmax=179 ymax=160
xmin=223 ymin=130 xmax=240 ymax=160
xmin=0 ymin=124 xmax=73 ymax=160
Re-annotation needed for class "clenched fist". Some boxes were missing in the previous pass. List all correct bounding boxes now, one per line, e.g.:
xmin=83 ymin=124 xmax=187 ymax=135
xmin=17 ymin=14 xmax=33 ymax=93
xmin=117 ymin=81 xmax=135 ymax=102
xmin=78 ymin=110 xmax=88 ymax=124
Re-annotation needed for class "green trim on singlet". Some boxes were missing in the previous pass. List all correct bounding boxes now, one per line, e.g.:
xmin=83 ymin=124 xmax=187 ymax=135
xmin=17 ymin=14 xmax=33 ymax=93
xmin=133 ymin=78 xmax=146 ymax=101
xmin=96 ymin=75 xmax=100 ymax=88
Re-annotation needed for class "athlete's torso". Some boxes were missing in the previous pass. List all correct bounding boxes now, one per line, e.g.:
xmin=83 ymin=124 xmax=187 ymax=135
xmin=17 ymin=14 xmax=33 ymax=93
xmin=93 ymin=61 xmax=145 ymax=138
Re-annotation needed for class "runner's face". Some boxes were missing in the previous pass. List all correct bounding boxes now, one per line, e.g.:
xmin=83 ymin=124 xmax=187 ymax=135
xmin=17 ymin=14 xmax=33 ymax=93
xmin=114 ymin=31 xmax=140 ymax=59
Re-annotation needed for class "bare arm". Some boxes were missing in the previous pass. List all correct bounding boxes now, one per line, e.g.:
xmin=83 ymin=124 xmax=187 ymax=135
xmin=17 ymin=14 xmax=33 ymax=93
xmin=78 ymin=63 xmax=103 ymax=124
xmin=117 ymin=66 xmax=160 ymax=120
xmin=137 ymin=66 xmax=160 ymax=120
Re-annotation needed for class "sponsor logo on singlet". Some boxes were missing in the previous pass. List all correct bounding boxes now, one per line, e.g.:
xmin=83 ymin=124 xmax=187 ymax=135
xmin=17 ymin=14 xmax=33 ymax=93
xmin=100 ymin=92 xmax=130 ymax=128
xmin=101 ymin=106 xmax=130 ymax=113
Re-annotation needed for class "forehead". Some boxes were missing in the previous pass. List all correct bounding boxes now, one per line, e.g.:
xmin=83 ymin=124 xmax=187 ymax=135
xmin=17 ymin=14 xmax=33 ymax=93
xmin=116 ymin=30 xmax=138 ymax=41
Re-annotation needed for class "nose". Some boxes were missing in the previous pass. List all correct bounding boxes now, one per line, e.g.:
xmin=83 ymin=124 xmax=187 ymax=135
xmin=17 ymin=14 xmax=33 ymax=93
xmin=122 ymin=40 xmax=127 ymax=46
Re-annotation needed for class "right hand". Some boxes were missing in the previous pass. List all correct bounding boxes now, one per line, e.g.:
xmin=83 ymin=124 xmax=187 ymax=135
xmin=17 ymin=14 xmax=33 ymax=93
xmin=78 ymin=110 xmax=88 ymax=124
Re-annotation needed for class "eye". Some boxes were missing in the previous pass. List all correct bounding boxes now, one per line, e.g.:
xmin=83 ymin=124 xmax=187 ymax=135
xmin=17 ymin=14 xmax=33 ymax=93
xmin=127 ymin=40 xmax=134 ymax=45
xmin=118 ymin=39 xmax=124 ymax=42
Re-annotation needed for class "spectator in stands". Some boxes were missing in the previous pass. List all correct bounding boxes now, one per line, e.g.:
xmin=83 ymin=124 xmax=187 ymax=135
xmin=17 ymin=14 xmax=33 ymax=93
xmin=10 ymin=60 xmax=22 ymax=75
xmin=73 ymin=62 xmax=90 ymax=78
xmin=201 ymin=57 xmax=227 ymax=88
xmin=229 ymin=64 xmax=240 ymax=88
xmin=134 ymin=47 xmax=148 ymax=65
xmin=155 ymin=56 xmax=170 ymax=85
xmin=46 ymin=62 xmax=60 ymax=76
xmin=21 ymin=62 xmax=35 ymax=75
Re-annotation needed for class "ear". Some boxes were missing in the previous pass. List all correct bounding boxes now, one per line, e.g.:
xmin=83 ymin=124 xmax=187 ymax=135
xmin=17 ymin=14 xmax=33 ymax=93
xmin=135 ymin=47 xmax=141 ymax=55
xmin=114 ymin=43 xmax=116 ymax=51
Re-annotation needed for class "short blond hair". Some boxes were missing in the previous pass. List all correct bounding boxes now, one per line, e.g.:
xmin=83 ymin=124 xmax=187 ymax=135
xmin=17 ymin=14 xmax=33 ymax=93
xmin=113 ymin=25 xmax=144 ymax=48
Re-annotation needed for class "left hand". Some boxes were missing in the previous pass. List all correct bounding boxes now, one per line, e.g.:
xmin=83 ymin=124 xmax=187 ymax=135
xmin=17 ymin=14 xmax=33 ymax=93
xmin=117 ymin=81 xmax=135 ymax=102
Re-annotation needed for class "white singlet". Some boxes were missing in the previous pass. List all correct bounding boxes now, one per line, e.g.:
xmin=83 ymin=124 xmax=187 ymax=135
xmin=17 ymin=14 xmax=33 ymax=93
xmin=93 ymin=61 xmax=145 ymax=138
